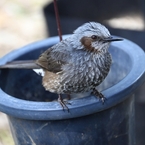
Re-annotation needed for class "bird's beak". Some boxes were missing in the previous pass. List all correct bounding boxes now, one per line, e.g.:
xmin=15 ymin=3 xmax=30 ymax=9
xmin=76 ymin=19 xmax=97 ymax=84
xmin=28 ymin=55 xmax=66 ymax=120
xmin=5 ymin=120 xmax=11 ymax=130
xmin=103 ymin=36 xmax=123 ymax=43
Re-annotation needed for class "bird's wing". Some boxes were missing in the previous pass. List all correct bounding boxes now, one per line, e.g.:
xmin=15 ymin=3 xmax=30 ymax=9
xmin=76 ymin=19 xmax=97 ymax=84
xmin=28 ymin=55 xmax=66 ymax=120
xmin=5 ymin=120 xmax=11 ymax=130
xmin=36 ymin=45 xmax=71 ymax=73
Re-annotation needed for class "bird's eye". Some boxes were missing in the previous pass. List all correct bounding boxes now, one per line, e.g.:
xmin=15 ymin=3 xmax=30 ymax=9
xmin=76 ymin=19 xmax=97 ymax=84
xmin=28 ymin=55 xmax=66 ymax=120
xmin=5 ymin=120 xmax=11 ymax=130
xmin=91 ymin=35 xmax=98 ymax=40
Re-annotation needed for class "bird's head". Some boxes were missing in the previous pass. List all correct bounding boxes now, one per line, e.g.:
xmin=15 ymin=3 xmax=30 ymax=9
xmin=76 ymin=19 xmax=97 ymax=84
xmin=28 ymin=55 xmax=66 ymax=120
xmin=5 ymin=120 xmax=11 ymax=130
xmin=72 ymin=22 xmax=122 ymax=53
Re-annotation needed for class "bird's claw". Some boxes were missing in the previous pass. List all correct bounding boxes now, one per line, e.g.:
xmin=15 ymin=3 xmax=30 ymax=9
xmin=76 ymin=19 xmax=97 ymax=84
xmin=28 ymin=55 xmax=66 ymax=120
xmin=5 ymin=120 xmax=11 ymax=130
xmin=99 ymin=96 xmax=107 ymax=104
xmin=91 ymin=88 xmax=106 ymax=104
xmin=58 ymin=95 xmax=71 ymax=112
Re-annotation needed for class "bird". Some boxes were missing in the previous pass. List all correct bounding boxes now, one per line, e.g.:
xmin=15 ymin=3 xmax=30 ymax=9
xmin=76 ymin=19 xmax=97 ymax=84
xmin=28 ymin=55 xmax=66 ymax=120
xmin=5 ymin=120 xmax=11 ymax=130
xmin=0 ymin=22 xmax=123 ymax=111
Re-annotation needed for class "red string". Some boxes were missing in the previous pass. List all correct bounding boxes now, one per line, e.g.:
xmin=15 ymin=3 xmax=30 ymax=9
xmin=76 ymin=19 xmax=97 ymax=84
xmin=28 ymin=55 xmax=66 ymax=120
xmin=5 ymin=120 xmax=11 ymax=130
xmin=53 ymin=0 xmax=62 ymax=41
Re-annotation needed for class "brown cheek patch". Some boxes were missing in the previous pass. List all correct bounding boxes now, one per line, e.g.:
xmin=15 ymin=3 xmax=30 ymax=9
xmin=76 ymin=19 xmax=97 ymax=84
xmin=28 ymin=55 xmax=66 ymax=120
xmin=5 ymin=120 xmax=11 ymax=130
xmin=80 ymin=36 xmax=95 ymax=52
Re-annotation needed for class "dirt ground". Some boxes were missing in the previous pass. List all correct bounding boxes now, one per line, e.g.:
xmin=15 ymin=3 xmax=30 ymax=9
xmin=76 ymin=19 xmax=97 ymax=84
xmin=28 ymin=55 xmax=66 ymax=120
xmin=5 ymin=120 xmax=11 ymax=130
xmin=0 ymin=0 xmax=144 ymax=145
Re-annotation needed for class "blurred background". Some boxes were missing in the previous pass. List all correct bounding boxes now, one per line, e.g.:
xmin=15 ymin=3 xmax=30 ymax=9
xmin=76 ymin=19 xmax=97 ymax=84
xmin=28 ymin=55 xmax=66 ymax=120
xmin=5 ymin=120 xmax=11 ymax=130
xmin=0 ymin=0 xmax=144 ymax=145
xmin=0 ymin=0 xmax=51 ymax=144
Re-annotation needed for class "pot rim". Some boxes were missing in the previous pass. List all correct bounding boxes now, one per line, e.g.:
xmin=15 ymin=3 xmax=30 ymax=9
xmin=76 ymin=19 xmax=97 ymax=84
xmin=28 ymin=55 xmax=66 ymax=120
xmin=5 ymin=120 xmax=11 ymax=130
xmin=0 ymin=35 xmax=145 ymax=120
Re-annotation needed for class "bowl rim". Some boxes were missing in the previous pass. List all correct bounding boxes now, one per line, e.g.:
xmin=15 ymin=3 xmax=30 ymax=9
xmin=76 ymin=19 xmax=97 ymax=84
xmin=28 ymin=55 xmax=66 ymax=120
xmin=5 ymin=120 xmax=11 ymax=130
xmin=0 ymin=35 xmax=145 ymax=120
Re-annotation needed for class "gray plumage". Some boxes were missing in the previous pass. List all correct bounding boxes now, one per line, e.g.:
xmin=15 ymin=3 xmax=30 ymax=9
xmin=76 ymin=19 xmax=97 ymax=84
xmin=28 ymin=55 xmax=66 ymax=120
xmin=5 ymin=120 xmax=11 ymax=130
xmin=37 ymin=22 xmax=113 ymax=95
xmin=0 ymin=22 xmax=123 ymax=110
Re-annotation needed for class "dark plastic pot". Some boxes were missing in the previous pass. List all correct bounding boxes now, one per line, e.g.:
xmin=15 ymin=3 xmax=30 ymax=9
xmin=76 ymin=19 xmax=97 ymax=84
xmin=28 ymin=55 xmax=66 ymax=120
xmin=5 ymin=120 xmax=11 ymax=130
xmin=0 ymin=35 xmax=145 ymax=145
xmin=43 ymin=1 xmax=145 ymax=144
xmin=43 ymin=0 xmax=144 ymax=38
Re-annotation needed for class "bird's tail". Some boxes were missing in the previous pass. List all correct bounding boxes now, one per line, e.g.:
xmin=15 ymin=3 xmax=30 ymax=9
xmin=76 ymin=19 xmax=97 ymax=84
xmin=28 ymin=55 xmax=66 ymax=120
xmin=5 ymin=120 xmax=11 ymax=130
xmin=0 ymin=60 xmax=40 ymax=69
